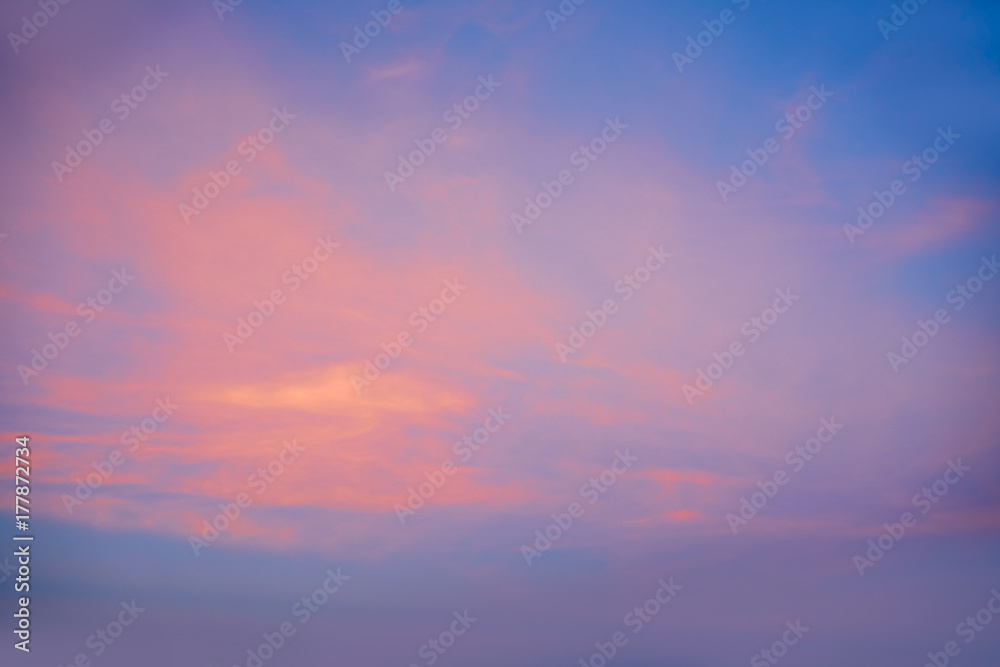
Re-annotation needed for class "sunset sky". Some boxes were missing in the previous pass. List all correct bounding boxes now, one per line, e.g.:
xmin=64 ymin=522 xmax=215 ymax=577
xmin=1 ymin=0 xmax=999 ymax=665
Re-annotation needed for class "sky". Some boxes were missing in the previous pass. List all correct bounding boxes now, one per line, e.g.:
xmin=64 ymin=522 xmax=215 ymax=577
xmin=1 ymin=0 xmax=999 ymax=665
